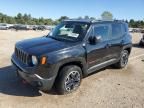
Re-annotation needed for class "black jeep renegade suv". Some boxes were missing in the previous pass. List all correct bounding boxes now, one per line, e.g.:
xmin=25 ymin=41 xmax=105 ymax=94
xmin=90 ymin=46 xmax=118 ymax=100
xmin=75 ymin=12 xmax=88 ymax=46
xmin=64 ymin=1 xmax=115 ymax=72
xmin=11 ymin=19 xmax=132 ymax=94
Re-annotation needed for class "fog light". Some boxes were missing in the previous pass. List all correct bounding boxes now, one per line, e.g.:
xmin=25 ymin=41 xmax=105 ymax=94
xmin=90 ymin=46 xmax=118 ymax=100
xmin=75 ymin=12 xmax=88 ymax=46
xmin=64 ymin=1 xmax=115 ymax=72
xmin=37 ymin=81 xmax=42 ymax=87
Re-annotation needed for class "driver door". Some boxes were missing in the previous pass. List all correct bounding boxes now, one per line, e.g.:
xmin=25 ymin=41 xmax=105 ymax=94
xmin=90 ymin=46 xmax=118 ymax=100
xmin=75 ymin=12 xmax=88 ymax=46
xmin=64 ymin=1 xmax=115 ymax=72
xmin=86 ymin=24 xmax=111 ymax=70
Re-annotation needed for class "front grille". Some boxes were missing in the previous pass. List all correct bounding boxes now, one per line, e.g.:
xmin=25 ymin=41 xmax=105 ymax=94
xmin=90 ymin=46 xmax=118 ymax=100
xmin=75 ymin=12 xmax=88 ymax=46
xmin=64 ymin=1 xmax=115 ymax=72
xmin=15 ymin=47 xmax=30 ymax=65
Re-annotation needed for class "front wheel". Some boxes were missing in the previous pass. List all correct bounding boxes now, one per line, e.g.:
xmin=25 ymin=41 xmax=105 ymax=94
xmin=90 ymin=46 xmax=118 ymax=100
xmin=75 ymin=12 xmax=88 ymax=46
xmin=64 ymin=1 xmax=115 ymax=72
xmin=114 ymin=50 xmax=129 ymax=68
xmin=55 ymin=65 xmax=82 ymax=95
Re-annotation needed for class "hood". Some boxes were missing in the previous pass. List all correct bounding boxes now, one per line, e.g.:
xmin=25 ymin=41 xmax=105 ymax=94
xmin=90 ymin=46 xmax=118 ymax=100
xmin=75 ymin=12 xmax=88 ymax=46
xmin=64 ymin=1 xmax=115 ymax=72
xmin=16 ymin=37 xmax=73 ymax=56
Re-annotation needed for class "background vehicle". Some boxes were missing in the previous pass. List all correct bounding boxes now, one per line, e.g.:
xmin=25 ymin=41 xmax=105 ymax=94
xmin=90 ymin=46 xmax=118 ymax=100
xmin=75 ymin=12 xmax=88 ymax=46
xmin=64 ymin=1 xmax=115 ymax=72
xmin=141 ymin=29 xmax=144 ymax=33
xmin=129 ymin=28 xmax=142 ymax=33
xmin=9 ymin=24 xmax=30 ymax=30
xmin=45 ymin=25 xmax=55 ymax=31
xmin=32 ymin=25 xmax=46 ymax=31
xmin=11 ymin=20 xmax=132 ymax=94
xmin=0 ymin=23 xmax=9 ymax=30
xmin=139 ymin=34 xmax=144 ymax=46
xmin=37 ymin=25 xmax=47 ymax=30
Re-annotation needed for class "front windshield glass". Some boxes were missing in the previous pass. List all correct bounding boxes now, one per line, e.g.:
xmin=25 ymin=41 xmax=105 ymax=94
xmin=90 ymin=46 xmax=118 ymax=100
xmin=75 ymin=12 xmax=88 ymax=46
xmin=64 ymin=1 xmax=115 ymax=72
xmin=48 ymin=22 xmax=90 ymax=42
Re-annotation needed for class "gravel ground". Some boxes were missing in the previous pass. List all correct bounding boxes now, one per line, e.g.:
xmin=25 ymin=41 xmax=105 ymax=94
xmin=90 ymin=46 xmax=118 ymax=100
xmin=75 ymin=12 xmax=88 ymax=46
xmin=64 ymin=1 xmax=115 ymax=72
xmin=0 ymin=30 xmax=144 ymax=108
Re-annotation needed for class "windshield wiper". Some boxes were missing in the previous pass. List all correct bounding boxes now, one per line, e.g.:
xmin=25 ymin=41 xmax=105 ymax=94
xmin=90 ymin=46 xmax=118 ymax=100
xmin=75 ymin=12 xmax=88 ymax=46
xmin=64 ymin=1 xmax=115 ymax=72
xmin=48 ymin=36 xmax=61 ymax=41
xmin=48 ymin=36 xmax=75 ymax=42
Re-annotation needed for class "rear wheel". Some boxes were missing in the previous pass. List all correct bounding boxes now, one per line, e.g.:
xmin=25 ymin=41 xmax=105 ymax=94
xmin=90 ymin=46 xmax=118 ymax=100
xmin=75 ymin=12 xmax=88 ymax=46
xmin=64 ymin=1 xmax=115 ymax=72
xmin=55 ymin=65 xmax=82 ymax=95
xmin=114 ymin=50 xmax=129 ymax=68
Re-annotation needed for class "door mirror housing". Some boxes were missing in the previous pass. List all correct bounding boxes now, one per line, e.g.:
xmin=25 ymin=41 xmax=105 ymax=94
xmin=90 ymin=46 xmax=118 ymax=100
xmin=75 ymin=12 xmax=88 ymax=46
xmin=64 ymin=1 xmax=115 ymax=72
xmin=88 ymin=35 xmax=102 ymax=44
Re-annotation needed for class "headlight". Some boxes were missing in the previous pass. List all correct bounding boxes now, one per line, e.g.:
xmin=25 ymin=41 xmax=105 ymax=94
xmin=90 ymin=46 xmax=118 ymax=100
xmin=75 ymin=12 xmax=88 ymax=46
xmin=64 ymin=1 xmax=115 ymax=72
xmin=32 ymin=56 xmax=38 ymax=65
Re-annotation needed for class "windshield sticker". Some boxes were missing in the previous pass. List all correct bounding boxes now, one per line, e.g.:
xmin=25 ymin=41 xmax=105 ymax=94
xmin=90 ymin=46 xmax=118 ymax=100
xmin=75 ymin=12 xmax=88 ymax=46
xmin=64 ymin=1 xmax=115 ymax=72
xmin=68 ymin=32 xmax=79 ymax=38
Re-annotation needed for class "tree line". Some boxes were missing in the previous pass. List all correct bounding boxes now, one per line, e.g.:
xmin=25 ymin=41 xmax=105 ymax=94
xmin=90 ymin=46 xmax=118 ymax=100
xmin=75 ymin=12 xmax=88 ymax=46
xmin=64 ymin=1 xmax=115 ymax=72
xmin=0 ymin=12 xmax=56 ymax=25
xmin=0 ymin=11 xmax=144 ymax=28
xmin=129 ymin=19 xmax=144 ymax=28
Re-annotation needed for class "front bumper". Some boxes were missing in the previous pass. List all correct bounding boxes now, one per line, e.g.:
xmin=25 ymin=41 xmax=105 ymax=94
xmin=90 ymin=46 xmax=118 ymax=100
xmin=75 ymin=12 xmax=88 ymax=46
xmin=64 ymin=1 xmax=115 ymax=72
xmin=17 ymin=70 xmax=55 ymax=91
xmin=11 ymin=54 xmax=56 ymax=91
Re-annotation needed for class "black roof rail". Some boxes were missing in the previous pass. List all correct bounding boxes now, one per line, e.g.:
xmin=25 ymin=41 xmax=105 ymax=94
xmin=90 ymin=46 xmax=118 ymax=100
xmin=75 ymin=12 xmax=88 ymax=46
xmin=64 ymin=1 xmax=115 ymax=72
xmin=113 ymin=19 xmax=126 ymax=23
xmin=64 ymin=19 xmax=92 ymax=23
xmin=64 ymin=19 xmax=126 ymax=23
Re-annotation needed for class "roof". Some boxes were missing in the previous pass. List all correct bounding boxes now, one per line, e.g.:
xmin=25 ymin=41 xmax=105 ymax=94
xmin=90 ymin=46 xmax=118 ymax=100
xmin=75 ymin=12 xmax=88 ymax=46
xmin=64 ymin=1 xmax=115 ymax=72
xmin=64 ymin=19 xmax=126 ymax=24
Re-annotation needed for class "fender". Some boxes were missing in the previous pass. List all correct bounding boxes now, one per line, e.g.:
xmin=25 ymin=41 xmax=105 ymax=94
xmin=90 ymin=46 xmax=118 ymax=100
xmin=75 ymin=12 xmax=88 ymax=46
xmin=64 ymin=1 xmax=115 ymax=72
xmin=122 ymin=43 xmax=132 ymax=52
xmin=54 ymin=57 xmax=88 ymax=77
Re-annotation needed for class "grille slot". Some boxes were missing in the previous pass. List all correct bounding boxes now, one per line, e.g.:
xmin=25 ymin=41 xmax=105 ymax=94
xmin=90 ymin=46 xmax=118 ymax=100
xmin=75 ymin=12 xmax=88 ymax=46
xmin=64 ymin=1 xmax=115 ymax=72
xmin=15 ymin=47 xmax=30 ymax=65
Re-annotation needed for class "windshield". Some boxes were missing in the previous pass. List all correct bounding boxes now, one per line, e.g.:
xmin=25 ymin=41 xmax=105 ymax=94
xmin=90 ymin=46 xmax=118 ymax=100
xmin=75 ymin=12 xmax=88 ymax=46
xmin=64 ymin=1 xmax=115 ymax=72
xmin=48 ymin=22 xmax=90 ymax=42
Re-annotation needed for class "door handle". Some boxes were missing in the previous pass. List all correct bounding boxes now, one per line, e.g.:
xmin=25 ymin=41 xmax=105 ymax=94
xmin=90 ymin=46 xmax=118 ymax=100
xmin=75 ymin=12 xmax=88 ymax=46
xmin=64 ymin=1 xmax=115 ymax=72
xmin=121 ymin=40 xmax=124 ymax=44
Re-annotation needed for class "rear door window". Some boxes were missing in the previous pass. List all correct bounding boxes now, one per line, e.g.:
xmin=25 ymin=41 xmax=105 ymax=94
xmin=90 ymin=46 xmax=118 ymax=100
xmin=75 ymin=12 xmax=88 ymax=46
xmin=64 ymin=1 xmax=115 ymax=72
xmin=111 ymin=23 xmax=123 ymax=38
xmin=121 ymin=23 xmax=128 ymax=34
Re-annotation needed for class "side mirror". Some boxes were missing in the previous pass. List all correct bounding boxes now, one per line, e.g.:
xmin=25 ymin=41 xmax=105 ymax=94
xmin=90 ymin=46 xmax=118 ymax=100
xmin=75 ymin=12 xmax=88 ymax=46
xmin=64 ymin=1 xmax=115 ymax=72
xmin=88 ymin=35 xmax=102 ymax=44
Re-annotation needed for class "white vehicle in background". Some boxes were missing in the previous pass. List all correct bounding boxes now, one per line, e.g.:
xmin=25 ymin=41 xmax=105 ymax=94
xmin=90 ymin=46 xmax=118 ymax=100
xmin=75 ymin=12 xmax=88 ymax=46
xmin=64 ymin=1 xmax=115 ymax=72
xmin=129 ymin=28 xmax=142 ymax=33
xmin=129 ymin=28 xmax=134 ymax=32
xmin=45 ymin=25 xmax=55 ymax=30
xmin=0 ymin=23 xmax=9 ymax=30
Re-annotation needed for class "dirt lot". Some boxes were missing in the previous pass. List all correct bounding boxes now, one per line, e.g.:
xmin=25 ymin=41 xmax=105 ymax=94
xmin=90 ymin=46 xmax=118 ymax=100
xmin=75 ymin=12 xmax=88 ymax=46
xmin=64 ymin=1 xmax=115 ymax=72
xmin=0 ymin=30 xmax=144 ymax=108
